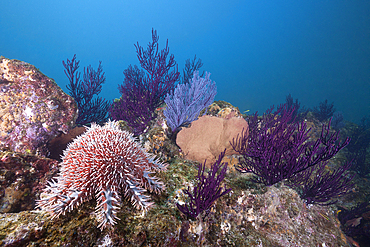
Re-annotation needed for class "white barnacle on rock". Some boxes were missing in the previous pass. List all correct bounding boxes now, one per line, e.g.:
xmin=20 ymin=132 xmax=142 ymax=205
xmin=220 ymin=221 xmax=231 ymax=234
xmin=24 ymin=70 xmax=36 ymax=81
xmin=24 ymin=106 xmax=33 ymax=119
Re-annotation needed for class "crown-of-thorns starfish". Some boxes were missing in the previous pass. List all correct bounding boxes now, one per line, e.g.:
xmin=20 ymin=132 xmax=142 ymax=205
xmin=37 ymin=120 xmax=166 ymax=229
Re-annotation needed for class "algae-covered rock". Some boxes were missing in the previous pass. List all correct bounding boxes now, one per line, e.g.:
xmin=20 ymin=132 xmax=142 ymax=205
xmin=0 ymin=150 xmax=59 ymax=213
xmin=0 ymin=56 xmax=77 ymax=155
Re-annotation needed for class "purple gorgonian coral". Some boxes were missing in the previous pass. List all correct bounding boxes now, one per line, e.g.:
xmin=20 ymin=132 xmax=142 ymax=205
xmin=164 ymin=70 xmax=217 ymax=134
xmin=177 ymin=150 xmax=231 ymax=220
xmin=231 ymin=104 xmax=353 ymax=205
xmin=63 ymin=54 xmax=110 ymax=126
xmin=110 ymin=29 xmax=179 ymax=135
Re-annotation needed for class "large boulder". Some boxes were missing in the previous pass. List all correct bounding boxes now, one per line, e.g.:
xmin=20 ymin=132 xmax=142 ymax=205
xmin=0 ymin=56 xmax=77 ymax=155
xmin=176 ymin=115 xmax=249 ymax=166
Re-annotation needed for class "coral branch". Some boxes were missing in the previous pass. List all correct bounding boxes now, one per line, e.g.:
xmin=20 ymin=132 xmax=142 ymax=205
xmin=110 ymin=29 xmax=179 ymax=134
xmin=177 ymin=150 xmax=231 ymax=220
xmin=63 ymin=54 xmax=110 ymax=126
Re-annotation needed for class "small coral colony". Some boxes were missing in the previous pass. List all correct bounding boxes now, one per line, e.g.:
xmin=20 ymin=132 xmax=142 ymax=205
xmin=36 ymin=29 xmax=356 ymax=232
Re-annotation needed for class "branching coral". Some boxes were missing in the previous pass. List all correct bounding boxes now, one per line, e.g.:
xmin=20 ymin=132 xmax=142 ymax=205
xmin=110 ymin=29 xmax=179 ymax=135
xmin=63 ymin=54 xmax=110 ymax=126
xmin=313 ymin=99 xmax=336 ymax=122
xmin=164 ymin=71 xmax=217 ymax=134
xmin=177 ymin=150 xmax=231 ymax=220
xmin=231 ymin=104 xmax=353 ymax=205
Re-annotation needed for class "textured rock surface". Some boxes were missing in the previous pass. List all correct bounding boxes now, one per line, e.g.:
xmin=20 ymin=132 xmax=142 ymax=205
xmin=0 ymin=56 xmax=77 ymax=155
xmin=176 ymin=115 xmax=249 ymax=166
xmin=0 ymin=113 xmax=356 ymax=246
xmin=0 ymin=178 xmax=350 ymax=247
xmin=0 ymin=150 xmax=59 ymax=213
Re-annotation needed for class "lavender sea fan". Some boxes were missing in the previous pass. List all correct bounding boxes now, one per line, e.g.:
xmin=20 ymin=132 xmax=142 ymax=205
xmin=164 ymin=71 xmax=217 ymax=134
xmin=177 ymin=151 xmax=231 ymax=220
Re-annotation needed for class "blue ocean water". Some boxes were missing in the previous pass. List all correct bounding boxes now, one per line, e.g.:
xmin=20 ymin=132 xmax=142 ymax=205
xmin=1 ymin=0 xmax=369 ymax=123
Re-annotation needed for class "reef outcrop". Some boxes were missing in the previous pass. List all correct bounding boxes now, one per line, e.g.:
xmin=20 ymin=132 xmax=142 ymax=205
xmin=0 ymin=56 xmax=77 ymax=155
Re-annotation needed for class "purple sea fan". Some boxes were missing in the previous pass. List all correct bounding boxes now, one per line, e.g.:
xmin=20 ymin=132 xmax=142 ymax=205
xmin=288 ymin=160 xmax=354 ymax=205
xmin=135 ymin=29 xmax=179 ymax=106
xmin=36 ymin=120 xmax=167 ymax=230
xmin=177 ymin=150 xmax=231 ymax=220
xmin=313 ymin=99 xmax=336 ymax=122
xmin=110 ymin=65 xmax=154 ymax=135
xmin=231 ymin=105 xmax=350 ymax=186
xmin=110 ymin=29 xmax=179 ymax=135
xmin=63 ymin=54 xmax=110 ymax=126
xmin=164 ymin=70 xmax=217 ymax=134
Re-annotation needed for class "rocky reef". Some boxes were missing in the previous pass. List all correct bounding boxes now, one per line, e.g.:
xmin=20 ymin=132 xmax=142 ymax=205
xmin=0 ymin=58 xmax=365 ymax=246
xmin=0 ymin=56 xmax=77 ymax=155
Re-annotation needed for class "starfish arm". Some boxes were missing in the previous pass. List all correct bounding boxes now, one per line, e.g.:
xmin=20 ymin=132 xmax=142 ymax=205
xmin=95 ymin=189 xmax=121 ymax=229
xmin=125 ymin=179 xmax=154 ymax=210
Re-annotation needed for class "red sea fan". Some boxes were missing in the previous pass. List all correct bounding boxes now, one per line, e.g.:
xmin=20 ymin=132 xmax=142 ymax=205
xmin=36 ymin=120 xmax=167 ymax=229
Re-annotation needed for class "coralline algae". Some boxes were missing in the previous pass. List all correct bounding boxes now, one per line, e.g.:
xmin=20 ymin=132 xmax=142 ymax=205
xmin=0 ymin=56 xmax=77 ymax=155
